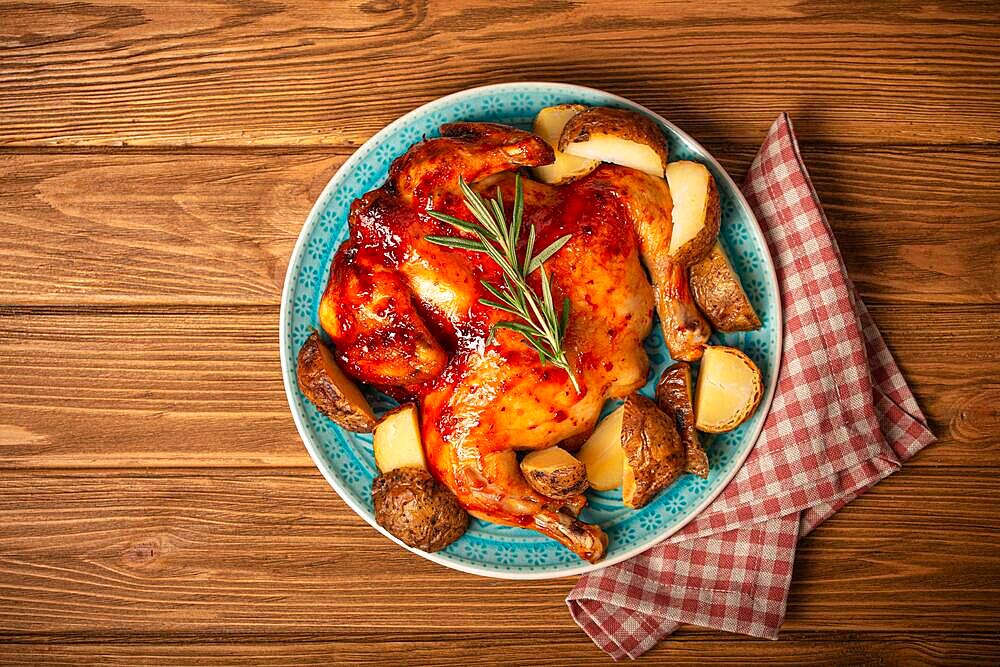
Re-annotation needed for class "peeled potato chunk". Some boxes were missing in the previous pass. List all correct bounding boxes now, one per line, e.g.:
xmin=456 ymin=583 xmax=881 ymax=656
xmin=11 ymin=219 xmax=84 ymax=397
xmin=665 ymin=161 xmax=721 ymax=265
xmin=297 ymin=332 xmax=376 ymax=432
xmin=531 ymin=104 xmax=600 ymax=185
xmin=620 ymin=394 xmax=686 ymax=509
xmin=520 ymin=446 xmax=589 ymax=499
xmin=559 ymin=107 xmax=668 ymax=177
xmin=373 ymin=403 xmax=427 ymax=473
xmin=577 ymin=406 xmax=625 ymax=491
xmin=694 ymin=346 xmax=764 ymax=433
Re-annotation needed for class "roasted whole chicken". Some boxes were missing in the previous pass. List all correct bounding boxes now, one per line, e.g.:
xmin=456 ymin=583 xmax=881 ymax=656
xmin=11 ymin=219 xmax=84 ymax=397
xmin=318 ymin=122 xmax=712 ymax=562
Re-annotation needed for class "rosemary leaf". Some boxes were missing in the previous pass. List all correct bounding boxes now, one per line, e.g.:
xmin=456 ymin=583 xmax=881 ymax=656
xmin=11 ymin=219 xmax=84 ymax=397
xmin=481 ymin=281 xmax=522 ymax=313
xmin=480 ymin=298 xmax=523 ymax=318
xmin=426 ymin=211 xmax=487 ymax=236
xmin=511 ymin=175 xmax=523 ymax=250
xmin=427 ymin=173 xmax=580 ymax=392
xmin=493 ymin=320 xmax=546 ymax=344
xmin=502 ymin=274 xmax=527 ymax=314
xmin=539 ymin=264 xmax=555 ymax=324
xmin=560 ymin=297 xmax=571 ymax=339
xmin=528 ymin=234 xmax=572 ymax=274
xmin=425 ymin=235 xmax=486 ymax=252
xmin=522 ymin=224 xmax=536 ymax=276
xmin=459 ymin=179 xmax=498 ymax=238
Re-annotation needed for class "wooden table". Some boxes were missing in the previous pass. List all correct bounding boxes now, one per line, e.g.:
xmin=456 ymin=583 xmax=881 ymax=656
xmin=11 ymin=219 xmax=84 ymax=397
xmin=2 ymin=2 xmax=997 ymax=664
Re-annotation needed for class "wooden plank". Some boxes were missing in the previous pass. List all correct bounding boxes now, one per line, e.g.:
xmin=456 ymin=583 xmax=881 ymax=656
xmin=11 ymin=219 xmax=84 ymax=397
xmin=0 ymin=146 xmax=996 ymax=306
xmin=0 ymin=152 xmax=343 ymax=305
xmin=2 ymin=2 xmax=996 ymax=662
xmin=0 ymin=468 xmax=996 ymax=637
xmin=3 ymin=632 xmax=998 ymax=666
xmin=0 ymin=305 xmax=995 ymax=470
xmin=0 ymin=2 xmax=998 ymax=147
xmin=799 ymin=146 xmax=1000 ymax=306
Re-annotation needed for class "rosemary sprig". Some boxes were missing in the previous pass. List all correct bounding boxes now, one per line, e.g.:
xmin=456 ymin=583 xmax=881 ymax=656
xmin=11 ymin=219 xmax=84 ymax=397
xmin=424 ymin=174 xmax=579 ymax=392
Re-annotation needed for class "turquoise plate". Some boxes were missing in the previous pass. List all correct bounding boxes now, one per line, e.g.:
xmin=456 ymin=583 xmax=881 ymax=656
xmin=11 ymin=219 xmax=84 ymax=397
xmin=280 ymin=83 xmax=781 ymax=579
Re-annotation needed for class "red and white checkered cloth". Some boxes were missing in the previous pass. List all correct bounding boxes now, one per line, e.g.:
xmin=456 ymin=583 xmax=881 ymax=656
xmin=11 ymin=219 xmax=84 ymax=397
xmin=566 ymin=113 xmax=936 ymax=659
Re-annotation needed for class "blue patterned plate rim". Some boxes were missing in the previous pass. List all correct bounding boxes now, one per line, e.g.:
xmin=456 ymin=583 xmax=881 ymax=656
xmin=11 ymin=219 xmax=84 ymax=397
xmin=279 ymin=82 xmax=783 ymax=580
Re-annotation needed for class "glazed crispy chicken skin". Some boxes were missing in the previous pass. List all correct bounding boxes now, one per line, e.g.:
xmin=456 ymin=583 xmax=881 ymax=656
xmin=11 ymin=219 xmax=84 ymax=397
xmin=320 ymin=122 xmax=697 ymax=562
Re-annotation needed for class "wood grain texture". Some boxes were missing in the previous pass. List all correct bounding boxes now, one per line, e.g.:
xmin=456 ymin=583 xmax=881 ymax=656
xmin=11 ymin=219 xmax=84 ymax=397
xmin=1 ymin=1 xmax=998 ymax=147
xmin=0 ymin=146 xmax=996 ymax=306
xmin=0 ymin=304 xmax=995 ymax=469
xmin=0 ymin=468 xmax=996 ymax=638
xmin=4 ymin=633 xmax=999 ymax=666
xmin=2 ymin=0 xmax=999 ymax=662
xmin=0 ymin=152 xmax=342 ymax=305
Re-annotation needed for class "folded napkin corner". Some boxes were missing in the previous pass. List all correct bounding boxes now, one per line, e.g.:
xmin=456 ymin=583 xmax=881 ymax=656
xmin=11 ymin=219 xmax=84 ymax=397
xmin=567 ymin=113 xmax=935 ymax=660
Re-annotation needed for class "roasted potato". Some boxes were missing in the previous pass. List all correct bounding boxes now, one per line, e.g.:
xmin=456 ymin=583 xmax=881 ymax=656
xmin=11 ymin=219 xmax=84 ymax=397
xmin=694 ymin=346 xmax=763 ymax=433
xmin=559 ymin=107 xmax=668 ymax=176
xmin=531 ymin=104 xmax=600 ymax=184
xmin=373 ymin=403 xmax=427 ymax=473
xmin=576 ymin=406 xmax=626 ymax=491
xmin=297 ymin=332 xmax=376 ymax=432
xmin=689 ymin=242 xmax=761 ymax=332
xmin=520 ymin=446 xmax=589 ymax=499
xmin=372 ymin=467 xmax=469 ymax=552
xmin=656 ymin=363 xmax=709 ymax=478
xmin=577 ymin=396 xmax=687 ymax=507
xmin=665 ymin=161 xmax=721 ymax=265
xmin=620 ymin=394 xmax=686 ymax=509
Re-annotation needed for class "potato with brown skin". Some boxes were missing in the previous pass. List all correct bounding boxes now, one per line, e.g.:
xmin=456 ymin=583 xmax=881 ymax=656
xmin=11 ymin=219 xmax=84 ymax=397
xmin=620 ymin=394 xmax=686 ymax=509
xmin=656 ymin=363 xmax=709 ymax=478
xmin=531 ymin=104 xmax=600 ymax=184
xmin=559 ymin=107 xmax=668 ymax=176
xmin=665 ymin=161 xmax=721 ymax=266
xmin=372 ymin=467 xmax=469 ymax=552
xmin=694 ymin=346 xmax=763 ymax=433
xmin=689 ymin=242 xmax=762 ymax=332
xmin=520 ymin=446 xmax=589 ymax=499
xmin=297 ymin=332 xmax=376 ymax=432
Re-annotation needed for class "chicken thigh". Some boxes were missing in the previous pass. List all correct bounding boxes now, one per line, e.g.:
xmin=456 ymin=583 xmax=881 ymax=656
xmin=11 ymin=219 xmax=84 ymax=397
xmin=319 ymin=122 xmax=705 ymax=561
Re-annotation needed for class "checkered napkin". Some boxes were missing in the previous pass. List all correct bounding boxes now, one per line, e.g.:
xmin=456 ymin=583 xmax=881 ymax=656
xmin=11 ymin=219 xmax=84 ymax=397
xmin=566 ymin=113 xmax=936 ymax=659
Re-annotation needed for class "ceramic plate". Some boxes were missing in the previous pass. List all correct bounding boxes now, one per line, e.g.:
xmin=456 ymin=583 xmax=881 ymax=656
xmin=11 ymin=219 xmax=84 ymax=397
xmin=280 ymin=83 xmax=782 ymax=579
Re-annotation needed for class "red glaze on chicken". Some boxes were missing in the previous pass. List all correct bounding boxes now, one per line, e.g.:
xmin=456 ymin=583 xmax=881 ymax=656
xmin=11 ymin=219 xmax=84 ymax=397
xmin=320 ymin=122 xmax=704 ymax=562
